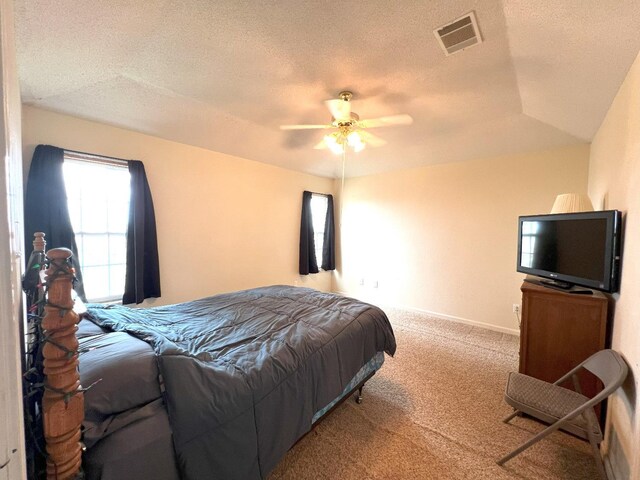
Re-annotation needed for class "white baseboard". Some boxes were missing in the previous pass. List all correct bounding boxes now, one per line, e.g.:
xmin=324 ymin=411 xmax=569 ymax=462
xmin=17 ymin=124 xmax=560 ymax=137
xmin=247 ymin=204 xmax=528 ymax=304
xmin=334 ymin=290 xmax=520 ymax=336
xmin=393 ymin=304 xmax=521 ymax=336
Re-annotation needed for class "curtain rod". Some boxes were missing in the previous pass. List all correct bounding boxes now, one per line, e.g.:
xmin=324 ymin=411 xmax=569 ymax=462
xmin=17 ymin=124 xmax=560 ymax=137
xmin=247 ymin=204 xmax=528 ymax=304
xmin=306 ymin=190 xmax=332 ymax=197
xmin=64 ymin=148 xmax=130 ymax=166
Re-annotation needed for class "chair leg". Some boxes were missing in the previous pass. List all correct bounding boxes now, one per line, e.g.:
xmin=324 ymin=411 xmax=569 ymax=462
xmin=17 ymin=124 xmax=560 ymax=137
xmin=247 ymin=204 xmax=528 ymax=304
xmin=497 ymin=420 xmax=566 ymax=465
xmin=586 ymin=434 xmax=607 ymax=480
xmin=502 ymin=409 xmax=520 ymax=424
xmin=583 ymin=413 xmax=607 ymax=480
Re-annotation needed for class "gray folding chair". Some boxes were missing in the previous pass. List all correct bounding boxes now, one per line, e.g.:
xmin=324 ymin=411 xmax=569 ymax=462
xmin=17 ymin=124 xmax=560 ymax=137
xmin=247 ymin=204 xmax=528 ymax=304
xmin=497 ymin=349 xmax=628 ymax=479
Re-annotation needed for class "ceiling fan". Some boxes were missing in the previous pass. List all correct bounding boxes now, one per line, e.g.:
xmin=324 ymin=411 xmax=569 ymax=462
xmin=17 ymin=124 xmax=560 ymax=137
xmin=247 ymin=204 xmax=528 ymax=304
xmin=280 ymin=91 xmax=413 ymax=154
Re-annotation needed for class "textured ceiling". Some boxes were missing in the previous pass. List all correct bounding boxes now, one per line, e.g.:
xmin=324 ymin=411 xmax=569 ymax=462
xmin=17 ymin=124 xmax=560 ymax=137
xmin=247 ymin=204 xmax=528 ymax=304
xmin=14 ymin=1 xmax=640 ymax=178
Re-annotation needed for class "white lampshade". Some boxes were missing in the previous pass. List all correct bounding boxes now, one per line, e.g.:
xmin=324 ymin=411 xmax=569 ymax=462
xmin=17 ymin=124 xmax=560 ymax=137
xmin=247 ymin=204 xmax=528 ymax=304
xmin=323 ymin=133 xmax=344 ymax=155
xmin=550 ymin=193 xmax=594 ymax=214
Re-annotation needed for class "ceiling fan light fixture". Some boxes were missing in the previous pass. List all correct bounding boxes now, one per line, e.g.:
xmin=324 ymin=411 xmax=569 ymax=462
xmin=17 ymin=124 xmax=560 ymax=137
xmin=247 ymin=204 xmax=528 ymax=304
xmin=324 ymin=130 xmax=366 ymax=155
xmin=347 ymin=131 xmax=365 ymax=152
xmin=328 ymin=143 xmax=344 ymax=155
xmin=346 ymin=131 xmax=361 ymax=146
xmin=324 ymin=133 xmax=344 ymax=155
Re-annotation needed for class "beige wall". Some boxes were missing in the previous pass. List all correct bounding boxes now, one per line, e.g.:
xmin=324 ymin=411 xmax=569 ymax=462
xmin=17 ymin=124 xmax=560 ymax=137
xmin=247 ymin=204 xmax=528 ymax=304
xmin=22 ymin=106 xmax=334 ymax=306
xmin=335 ymin=144 xmax=590 ymax=333
xmin=589 ymin=50 xmax=640 ymax=480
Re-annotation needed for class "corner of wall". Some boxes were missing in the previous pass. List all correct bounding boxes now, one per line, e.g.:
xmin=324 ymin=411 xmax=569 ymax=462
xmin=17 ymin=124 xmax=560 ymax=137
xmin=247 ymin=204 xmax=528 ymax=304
xmin=588 ymin=48 xmax=640 ymax=480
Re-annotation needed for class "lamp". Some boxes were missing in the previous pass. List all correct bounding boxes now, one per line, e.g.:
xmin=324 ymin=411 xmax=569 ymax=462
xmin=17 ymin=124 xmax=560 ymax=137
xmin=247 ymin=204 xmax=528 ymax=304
xmin=550 ymin=193 xmax=594 ymax=214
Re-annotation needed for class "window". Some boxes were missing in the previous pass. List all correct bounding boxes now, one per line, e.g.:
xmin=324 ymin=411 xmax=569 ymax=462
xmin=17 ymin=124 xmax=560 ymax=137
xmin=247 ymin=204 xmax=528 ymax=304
xmin=62 ymin=154 xmax=130 ymax=302
xmin=310 ymin=194 xmax=329 ymax=268
xmin=299 ymin=190 xmax=335 ymax=275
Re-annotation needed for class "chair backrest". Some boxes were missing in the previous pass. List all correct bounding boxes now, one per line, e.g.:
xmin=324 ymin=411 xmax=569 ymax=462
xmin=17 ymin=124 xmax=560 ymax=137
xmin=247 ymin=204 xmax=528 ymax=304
xmin=581 ymin=349 xmax=629 ymax=395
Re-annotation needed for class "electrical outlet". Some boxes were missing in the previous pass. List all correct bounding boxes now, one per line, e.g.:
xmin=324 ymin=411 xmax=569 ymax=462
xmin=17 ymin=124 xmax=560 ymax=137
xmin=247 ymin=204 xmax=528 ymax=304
xmin=512 ymin=304 xmax=520 ymax=314
xmin=359 ymin=278 xmax=365 ymax=286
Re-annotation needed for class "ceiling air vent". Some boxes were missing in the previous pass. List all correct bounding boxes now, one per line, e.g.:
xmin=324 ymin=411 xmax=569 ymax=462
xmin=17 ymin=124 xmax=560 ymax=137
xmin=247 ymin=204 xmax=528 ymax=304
xmin=433 ymin=11 xmax=482 ymax=56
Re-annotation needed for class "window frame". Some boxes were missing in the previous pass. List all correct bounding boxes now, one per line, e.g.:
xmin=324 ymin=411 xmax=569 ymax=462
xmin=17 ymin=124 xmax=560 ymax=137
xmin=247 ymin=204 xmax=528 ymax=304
xmin=62 ymin=151 xmax=130 ymax=303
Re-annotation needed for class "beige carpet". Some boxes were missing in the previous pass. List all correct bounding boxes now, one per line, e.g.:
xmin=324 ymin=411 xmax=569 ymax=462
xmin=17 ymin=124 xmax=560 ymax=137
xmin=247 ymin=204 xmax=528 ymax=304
xmin=269 ymin=308 xmax=599 ymax=480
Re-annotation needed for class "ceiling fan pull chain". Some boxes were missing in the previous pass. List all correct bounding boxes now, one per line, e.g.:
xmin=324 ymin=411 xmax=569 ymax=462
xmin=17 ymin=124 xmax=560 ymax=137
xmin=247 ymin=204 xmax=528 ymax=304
xmin=340 ymin=148 xmax=346 ymax=226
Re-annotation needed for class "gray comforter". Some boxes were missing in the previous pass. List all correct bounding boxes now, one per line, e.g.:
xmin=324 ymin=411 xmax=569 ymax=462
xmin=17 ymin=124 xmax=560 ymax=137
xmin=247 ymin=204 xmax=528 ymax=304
xmin=86 ymin=286 xmax=396 ymax=479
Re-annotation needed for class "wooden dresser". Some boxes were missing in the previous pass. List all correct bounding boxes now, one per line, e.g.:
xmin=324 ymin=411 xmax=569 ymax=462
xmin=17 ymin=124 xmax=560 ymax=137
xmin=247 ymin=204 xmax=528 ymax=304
xmin=519 ymin=280 xmax=610 ymax=410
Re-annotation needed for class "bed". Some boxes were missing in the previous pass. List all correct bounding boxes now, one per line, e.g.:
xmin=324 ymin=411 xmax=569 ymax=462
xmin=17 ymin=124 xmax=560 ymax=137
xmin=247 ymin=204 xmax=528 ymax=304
xmin=74 ymin=285 xmax=396 ymax=479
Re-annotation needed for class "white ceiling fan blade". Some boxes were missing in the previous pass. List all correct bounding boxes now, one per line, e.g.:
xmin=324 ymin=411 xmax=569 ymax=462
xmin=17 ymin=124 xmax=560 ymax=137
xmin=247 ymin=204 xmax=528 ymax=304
xmin=325 ymin=99 xmax=352 ymax=122
xmin=313 ymin=139 xmax=328 ymax=150
xmin=280 ymin=124 xmax=332 ymax=130
xmin=358 ymin=114 xmax=413 ymax=128
xmin=358 ymin=130 xmax=387 ymax=147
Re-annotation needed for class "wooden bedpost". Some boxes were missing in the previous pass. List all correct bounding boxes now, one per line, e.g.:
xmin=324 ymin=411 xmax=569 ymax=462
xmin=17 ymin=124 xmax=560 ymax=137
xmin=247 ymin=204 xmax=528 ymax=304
xmin=41 ymin=247 xmax=84 ymax=479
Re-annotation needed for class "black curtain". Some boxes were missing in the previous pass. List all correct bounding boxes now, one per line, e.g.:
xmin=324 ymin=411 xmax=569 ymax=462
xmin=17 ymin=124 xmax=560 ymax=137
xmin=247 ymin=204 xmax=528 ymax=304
xmin=321 ymin=194 xmax=336 ymax=271
xmin=299 ymin=191 xmax=318 ymax=275
xmin=123 ymin=160 xmax=161 ymax=304
xmin=24 ymin=145 xmax=87 ymax=301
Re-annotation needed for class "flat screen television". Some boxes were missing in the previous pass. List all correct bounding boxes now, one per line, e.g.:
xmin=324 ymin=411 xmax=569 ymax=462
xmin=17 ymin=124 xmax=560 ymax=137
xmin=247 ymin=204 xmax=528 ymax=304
xmin=517 ymin=210 xmax=622 ymax=293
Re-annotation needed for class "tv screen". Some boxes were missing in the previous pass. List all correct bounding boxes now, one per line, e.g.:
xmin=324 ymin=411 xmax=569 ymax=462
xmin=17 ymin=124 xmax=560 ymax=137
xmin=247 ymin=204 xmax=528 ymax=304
xmin=517 ymin=210 xmax=621 ymax=292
